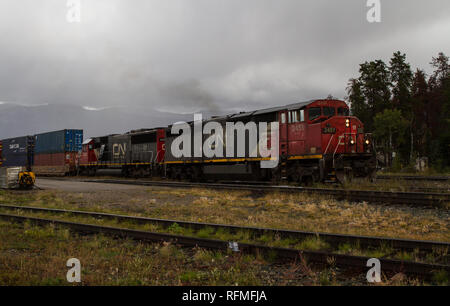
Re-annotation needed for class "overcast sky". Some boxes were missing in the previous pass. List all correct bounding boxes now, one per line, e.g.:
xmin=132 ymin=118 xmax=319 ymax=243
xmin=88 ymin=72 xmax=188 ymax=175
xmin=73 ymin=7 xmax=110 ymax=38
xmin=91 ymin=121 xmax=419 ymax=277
xmin=0 ymin=0 xmax=449 ymax=114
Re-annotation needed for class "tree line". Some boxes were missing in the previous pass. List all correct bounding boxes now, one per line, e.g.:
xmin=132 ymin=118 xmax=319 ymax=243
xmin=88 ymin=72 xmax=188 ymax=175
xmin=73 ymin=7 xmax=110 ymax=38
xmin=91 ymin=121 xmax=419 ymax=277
xmin=346 ymin=51 xmax=450 ymax=171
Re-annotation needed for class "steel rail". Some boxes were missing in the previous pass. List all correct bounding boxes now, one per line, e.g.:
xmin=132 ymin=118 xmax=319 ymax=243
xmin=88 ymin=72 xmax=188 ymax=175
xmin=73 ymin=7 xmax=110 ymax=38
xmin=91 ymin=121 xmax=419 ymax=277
xmin=0 ymin=212 xmax=447 ymax=278
xmin=0 ymin=204 xmax=448 ymax=252
xmin=377 ymin=175 xmax=450 ymax=182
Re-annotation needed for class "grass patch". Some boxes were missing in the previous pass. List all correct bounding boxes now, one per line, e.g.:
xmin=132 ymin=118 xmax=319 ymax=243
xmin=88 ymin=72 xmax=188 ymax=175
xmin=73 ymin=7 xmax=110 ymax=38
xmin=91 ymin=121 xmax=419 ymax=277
xmin=432 ymin=270 xmax=448 ymax=286
xmin=297 ymin=236 xmax=330 ymax=251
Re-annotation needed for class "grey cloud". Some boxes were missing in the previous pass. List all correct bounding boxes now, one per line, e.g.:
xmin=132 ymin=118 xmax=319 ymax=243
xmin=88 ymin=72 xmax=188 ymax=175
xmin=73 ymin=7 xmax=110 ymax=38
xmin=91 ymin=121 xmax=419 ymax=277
xmin=0 ymin=0 xmax=449 ymax=120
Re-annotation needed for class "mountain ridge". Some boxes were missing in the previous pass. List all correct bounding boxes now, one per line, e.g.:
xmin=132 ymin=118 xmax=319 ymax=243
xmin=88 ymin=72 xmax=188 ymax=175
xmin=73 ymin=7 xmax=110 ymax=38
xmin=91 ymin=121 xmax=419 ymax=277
xmin=0 ymin=103 xmax=204 ymax=139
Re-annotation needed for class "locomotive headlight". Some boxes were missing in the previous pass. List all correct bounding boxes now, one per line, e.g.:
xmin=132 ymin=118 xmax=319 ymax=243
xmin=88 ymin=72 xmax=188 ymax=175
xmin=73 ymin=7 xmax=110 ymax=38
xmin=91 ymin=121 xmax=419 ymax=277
xmin=345 ymin=119 xmax=350 ymax=127
xmin=365 ymin=139 xmax=370 ymax=145
xmin=350 ymin=139 xmax=355 ymax=145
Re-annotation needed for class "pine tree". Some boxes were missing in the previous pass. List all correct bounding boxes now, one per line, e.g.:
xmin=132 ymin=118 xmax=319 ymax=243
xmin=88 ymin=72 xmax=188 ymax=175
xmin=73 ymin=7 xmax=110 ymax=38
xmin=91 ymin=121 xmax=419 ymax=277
xmin=358 ymin=60 xmax=392 ymax=130
xmin=389 ymin=51 xmax=413 ymax=114
xmin=347 ymin=60 xmax=391 ymax=132
xmin=411 ymin=69 xmax=429 ymax=157
xmin=428 ymin=53 xmax=450 ymax=167
xmin=389 ymin=51 xmax=413 ymax=162
xmin=346 ymin=52 xmax=449 ymax=170
xmin=346 ymin=78 xmax=369 ymax=122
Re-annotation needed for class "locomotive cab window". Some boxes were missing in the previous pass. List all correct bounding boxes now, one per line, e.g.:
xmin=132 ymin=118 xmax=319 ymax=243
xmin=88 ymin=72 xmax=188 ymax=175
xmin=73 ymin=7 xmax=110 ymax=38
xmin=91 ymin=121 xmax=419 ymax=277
xmin=280 ymin=113 xmax=286 ymax=124
xmin=308 ymin=107 xmax=321 ymax=121
xmin=323 ymin=107 xmax=335 ymax=118
xmin=292 ymin=110 xmax=298 ymax=123
xmin=338 ymin=107 xmax=349 ymax=116
xmin=291 ymin=110 xmax=304 ymax=123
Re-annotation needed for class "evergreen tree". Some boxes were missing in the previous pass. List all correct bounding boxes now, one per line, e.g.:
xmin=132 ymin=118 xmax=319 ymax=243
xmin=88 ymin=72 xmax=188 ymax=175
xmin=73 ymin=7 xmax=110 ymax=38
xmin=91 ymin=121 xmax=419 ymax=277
xmin=346 ymin=78 xmax=369 ymax=122
xmin=428 ymin=53 xmax=450 ymax=167
xmin=346 ymin=52 xmax=449 ymax=171
xmin=347 ymin=60 xmax=391 ymax=132
xmin=389 ymin=51 xmax=413 ymax=162
xmin=373 ymin=109 xmax=408 ymax=167
xmin=389 ymin=51 xmax=413 ymax=114
xmin=429 ymin=52 xmax=450 ymax=87
xmin=411 ymin=69 xmax=429 ymax=157
xmin=359 ymin=59 xmax=391 ymax=117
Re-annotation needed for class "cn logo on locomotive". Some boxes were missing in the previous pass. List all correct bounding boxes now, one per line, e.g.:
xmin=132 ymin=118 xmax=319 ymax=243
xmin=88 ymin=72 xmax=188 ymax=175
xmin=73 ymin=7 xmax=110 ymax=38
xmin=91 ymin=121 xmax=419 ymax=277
xmin=113 ymin=143 xmax=127 ymax=158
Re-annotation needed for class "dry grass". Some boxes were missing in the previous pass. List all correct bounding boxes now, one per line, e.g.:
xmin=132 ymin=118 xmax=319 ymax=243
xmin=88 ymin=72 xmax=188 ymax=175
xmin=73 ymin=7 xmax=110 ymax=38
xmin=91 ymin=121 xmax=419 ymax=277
xmin=0 ymin=219 xmax=436 ymax=286
xmin=0 ymin=220 xmax=267 ymax=285
xmin=0 ymin=205 xmax=446 ymax=266
xmin=0 ymin=187 xmax=448 ymax=243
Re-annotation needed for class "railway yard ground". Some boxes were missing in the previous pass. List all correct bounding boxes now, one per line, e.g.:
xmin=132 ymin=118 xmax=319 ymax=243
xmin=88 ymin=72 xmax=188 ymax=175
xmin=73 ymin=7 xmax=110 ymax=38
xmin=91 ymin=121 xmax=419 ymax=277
xmin=0 ymin=177 xmax=449 ymax=286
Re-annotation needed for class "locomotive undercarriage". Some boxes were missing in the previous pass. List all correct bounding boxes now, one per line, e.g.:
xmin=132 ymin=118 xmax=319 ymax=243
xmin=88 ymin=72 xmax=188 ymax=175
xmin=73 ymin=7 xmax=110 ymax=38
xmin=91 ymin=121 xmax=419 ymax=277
xmin=284 ymin=160 xmax=320 ymax=185
xmin=327 ymin=153 xmax=377 ymax=184
xmin=165 ymin=152 xmax=376 ymax=185
xmin=79 ymin=153 xmax=376 ymax=185
xmin=166 ymin=162 xmax=273 ymax=182
xmin=165 ymin=160 xmax=320 ymax=185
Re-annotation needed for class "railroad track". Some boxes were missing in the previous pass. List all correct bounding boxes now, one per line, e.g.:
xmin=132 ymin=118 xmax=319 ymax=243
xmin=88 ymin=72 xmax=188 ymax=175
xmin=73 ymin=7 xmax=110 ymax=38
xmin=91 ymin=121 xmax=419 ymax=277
xmin=0 ymin=204 xmax=448 ymax=279
xmin=377 ymin=175 xmax=450 ymax=182
xmin=404 ymin=187 xmax=450 ymax=193
xmin=52 ymin=178 xmax=450 ymax=207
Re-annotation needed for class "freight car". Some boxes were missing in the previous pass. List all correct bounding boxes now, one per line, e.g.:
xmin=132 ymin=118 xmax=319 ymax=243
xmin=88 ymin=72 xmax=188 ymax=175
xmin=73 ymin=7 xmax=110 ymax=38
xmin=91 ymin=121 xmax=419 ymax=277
xmin=0 ymin=136 xmax=36 ymax=189
xmin=33 ymin=129 xmax=83 ymax=176
xmin=0 ymin=136 xmax=34 ymax=168
xmin=0 ymin=129 xmax=83 ymax=177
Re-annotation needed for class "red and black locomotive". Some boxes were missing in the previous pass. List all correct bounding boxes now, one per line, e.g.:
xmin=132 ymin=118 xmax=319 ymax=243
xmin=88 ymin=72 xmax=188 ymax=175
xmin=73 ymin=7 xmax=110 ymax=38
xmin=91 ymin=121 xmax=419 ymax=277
xmin=78 ymin=99 xmax=376 ymax=184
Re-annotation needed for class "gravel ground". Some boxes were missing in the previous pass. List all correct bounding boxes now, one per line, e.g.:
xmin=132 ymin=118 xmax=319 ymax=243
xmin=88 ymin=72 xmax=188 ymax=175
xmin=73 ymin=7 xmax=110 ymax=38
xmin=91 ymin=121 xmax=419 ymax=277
xmin=36 ymin=178 xmax=148 ymax=192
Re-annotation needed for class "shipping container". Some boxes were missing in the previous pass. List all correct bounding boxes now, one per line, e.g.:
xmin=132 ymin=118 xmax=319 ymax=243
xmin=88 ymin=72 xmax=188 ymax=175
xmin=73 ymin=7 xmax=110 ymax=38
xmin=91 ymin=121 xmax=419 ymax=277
xmin=35 ymin=129 xmax=83 ymax=154
xmin=33 ymin=152 xmax=78 ymax=176
xmin=1 ymin=136 xmax=34 ymax=167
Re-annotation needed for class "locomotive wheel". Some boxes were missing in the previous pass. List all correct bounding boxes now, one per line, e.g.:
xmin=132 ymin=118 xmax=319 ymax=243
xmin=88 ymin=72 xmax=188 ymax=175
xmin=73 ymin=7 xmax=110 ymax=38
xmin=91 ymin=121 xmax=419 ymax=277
xmin=271 ymin=168 xmax=281 ymax=183
xmin=336 ymin=169 xmax=353 ymax=185
xmin=168 ymin=169 xmax=176 ymax=180
xmin=191 ymin=166 xmax=202 ymax=182
xmin=291 ymin=173 xmax=300 ymax=183
xmin=301 ymin=176 xmax=313 ymax=186
xmin=121 ymin=168 xmax=130 ymax=177
xmin=138 ymin=168 xmax=147 ymax=178
xmin=131 ymin=168 xmax=141 ymax=178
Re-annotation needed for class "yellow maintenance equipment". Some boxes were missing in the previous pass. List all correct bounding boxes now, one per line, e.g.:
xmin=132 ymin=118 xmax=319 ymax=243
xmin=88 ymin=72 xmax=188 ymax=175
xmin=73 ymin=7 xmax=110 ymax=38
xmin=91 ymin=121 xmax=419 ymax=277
xmin=0 ymin=167 xmax=35 ymax=189
xmin=18 ymin=171 xmax=36 ymax=189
